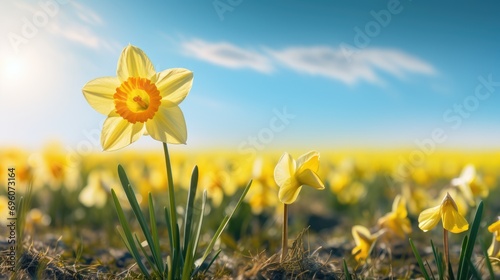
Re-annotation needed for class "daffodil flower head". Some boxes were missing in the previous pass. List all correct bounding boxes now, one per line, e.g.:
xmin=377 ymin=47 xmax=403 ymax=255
xmin=82 ymin=44 xmax=193 ymax=151
xmin=418 ymin=192 xmax=469 ymax=234
xmin=274 ymin=151 xmax=325 ymax=204
xmin=488 ymin=217 xmax=500 ymax=242
xmin=377 ymin=195 xmax=412 ymax=238
xmin=351 ymin=225 xmax=379 ymax=262
xmin=487 ymin=217 xmax=500 ymax=257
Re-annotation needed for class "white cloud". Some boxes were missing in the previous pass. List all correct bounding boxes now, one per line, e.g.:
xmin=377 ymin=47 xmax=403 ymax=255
xmin=268 ymin=46 xmax=436 ymax=85
xmin=70 ymin=2 xmax=104 ymax=25
xmin=48 ymin=23 xmax=100 ymax=49
xmin=181 ymin=39 xmax=274 ymax=73
xmin=181 ymin=38 xmax=436 ymax=85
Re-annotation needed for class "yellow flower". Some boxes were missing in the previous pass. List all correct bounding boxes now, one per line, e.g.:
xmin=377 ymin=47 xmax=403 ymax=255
xmin=451 ymin=164 xmax=488 ymax=206
xmin=488 ymin=217 xmax=500 ymax=257
xmin=82 ymin=45 xmax=193 ymax=151
xmin=377 ymin=195 xmax=412 ymax=238
xmin=488 ymin=218 xmax=500 ymax=242
xmin=418 ymin=192 xmax=469 ymax=234
xmin=351 ymin=225 xmax=377 ymax=262
xmin=274 ymin=151 xmax=325 ymax=204
xmin=25 ymin=208 xmax=51 ymax=232
xmin=247 ymin=157 xmax=278 ymax=214
xmin=79 ymin=170 xmax=117 ymax=208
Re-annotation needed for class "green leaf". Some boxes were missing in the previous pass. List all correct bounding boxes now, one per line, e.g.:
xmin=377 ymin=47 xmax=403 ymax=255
xmin=112 ymin=189 xmax=150 ymax=278
xmin=135 ymin=234 xmax=160 ymax=277
xmin=162 ymin=142 xmax=180 ymax=279
xmin=409 ymin=238 xmax=431 ymax=280
xmin=203 ymin=249 xmax=221 ymax=275
xmin=189 ymin=190 xmax=207 ymax=279
xmin=192 ymin=190 xmax=207 ymax=261
xmin=481 ymin=240 xmax=495 ymax=280
xmin=431 ymin=240 xmax=444 ymax=280
xmin=200 ymin=180 xmax=252 ymax=264
xmin=448 ymin=259 xmax=455 ymax=280
xmin=458 ymin=201 xmax=484 ymax=280
xmin=468 ymin=259 xmax=482 ymax=280
xmin=183 ymin=166 xmax=199 ymax=257
xmin=457 ymin=235 xmax=468 ymax=280
xmin=117 ymin=165 xmax=163 ymax=272
xmin=343 ymin=259 xmax=352 ymax=280
xmin=149 ymin=193 xmax=164 ymax=275
xmin=191 ymin=181 xmax=252 ymax=277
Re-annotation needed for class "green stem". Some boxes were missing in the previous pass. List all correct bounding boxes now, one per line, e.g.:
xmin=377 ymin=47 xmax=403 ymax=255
xmin=443 ymin=228 xmax=449 ymax=277
xmin=281 ymin=203 xmax=288 ymax=262
xmin=163 ymin=142 xmax=180 ymax=275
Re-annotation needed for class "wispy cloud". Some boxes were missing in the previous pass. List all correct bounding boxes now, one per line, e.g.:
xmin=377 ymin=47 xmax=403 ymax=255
xmin=8 ymin=0 xmax=119 ymax=52
xmin=181 ymin=39 xmax=274 ymax=73
xmin=182 ymin=38 xmax=436 ymax=85
xmin=268 ymin=46 xmax=436 ymax=85
xmin=70 ymin=2 xmax=104 ymax=26
xmin=48 ymin=23 xmax=101 ymax=49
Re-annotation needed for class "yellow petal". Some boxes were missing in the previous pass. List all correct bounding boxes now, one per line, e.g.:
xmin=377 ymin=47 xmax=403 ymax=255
xmin=296 ymin=151 xmax=320 ymax=174
xmin=352 ymin=225 xmax=372 ymax=246
xmin=82 ymin=76 xmax=120 ymax=115
xmin=460 ymin=164 xmax=476 ymax=183
xmin=101 ymin=114 xmax=145 ymax=151
xmin=297 ymin=169 xmax=324 ymax=190
xmin=351 ymin=225 xmax=374 ymax=262
xmin=278 ymin=177 xmax=301 ymax=204
xmin=156 ymin=68 xmax=193 ymax=104
xmin=488 ymin=220 xmax=500 ymax=241
xmin=393 ymin=195 xmax=408 ymax=218
xmin=145 ymin=102 xmax=187 ymax=144
xmin=274 ymin=152 xmax=295 ymax=187
xmin=117 ymin=45 xmax=156 ymax=82
xmin=442 ymin=203 xmax=469 ymax=233
xmin=418 ymin=205 xmax=441 ymax=232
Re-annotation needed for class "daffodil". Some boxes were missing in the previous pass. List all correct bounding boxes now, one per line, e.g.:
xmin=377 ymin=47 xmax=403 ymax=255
xmin=488 ymin=218 xmax=500 ymax=242
xmin=247 ymin=157 xmax=278 ymax=214
xmin=25 ymin=208 xmax=51 ymax=233
xmin=351 ymin=225 xmax=378 ymax=262
xmin=82 ymin=45 xmax=193 ymax=151
xmin=377 ymin=195 xmax=412 ymax=238
xmin=79 ymin=170 xmax=117 ymax=208
xmin=488 ymin=217 xmax=500 ymax=257
xmin=274 ymin=151 xmax=324 ymax=262
xmin=418 ymin=192 xmax=469 ymax=234
xmin=274 ymin=151 xmax=325 ymax=204
xmin=451 ymin=164 xmax=488 ymax=206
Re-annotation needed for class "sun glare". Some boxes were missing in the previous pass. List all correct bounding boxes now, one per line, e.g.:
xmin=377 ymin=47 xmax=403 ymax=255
xmin=2 ymin=56 xmax=24 ymax=80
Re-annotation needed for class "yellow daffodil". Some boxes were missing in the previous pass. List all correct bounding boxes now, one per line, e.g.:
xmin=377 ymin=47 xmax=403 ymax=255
xmin=25 ymin=208 xmax=51 ymax=232
xmin=418 ymin=192 xmax=469 ymax=234
xmin=488 ymin=217 xmax=500 ymax=257
xmin=29 ymin=142 xmax=80 ymax=191
xmin=82 ymin=45 xmax=193 ymax=151
xmin=247 ymin=157 xmax=278 ymax=214
xmin=79 ymin=170 xmax=117 ymax=208
xmin=451 ymin=164 xmax=488 ymax=206
xmin=488 ymin=218 xmax=500 ymax=242
xmin=378 ymin=195 xmax=412 ymax=238
xmin=274 ymin=151 xmax=325 ymax=204
xmin=351 ymin=225 xmax=378 ymax=262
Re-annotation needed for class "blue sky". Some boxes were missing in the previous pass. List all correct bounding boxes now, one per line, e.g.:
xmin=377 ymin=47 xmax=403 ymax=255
xmin=1 ymin=0 xmax=499 ymax=153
